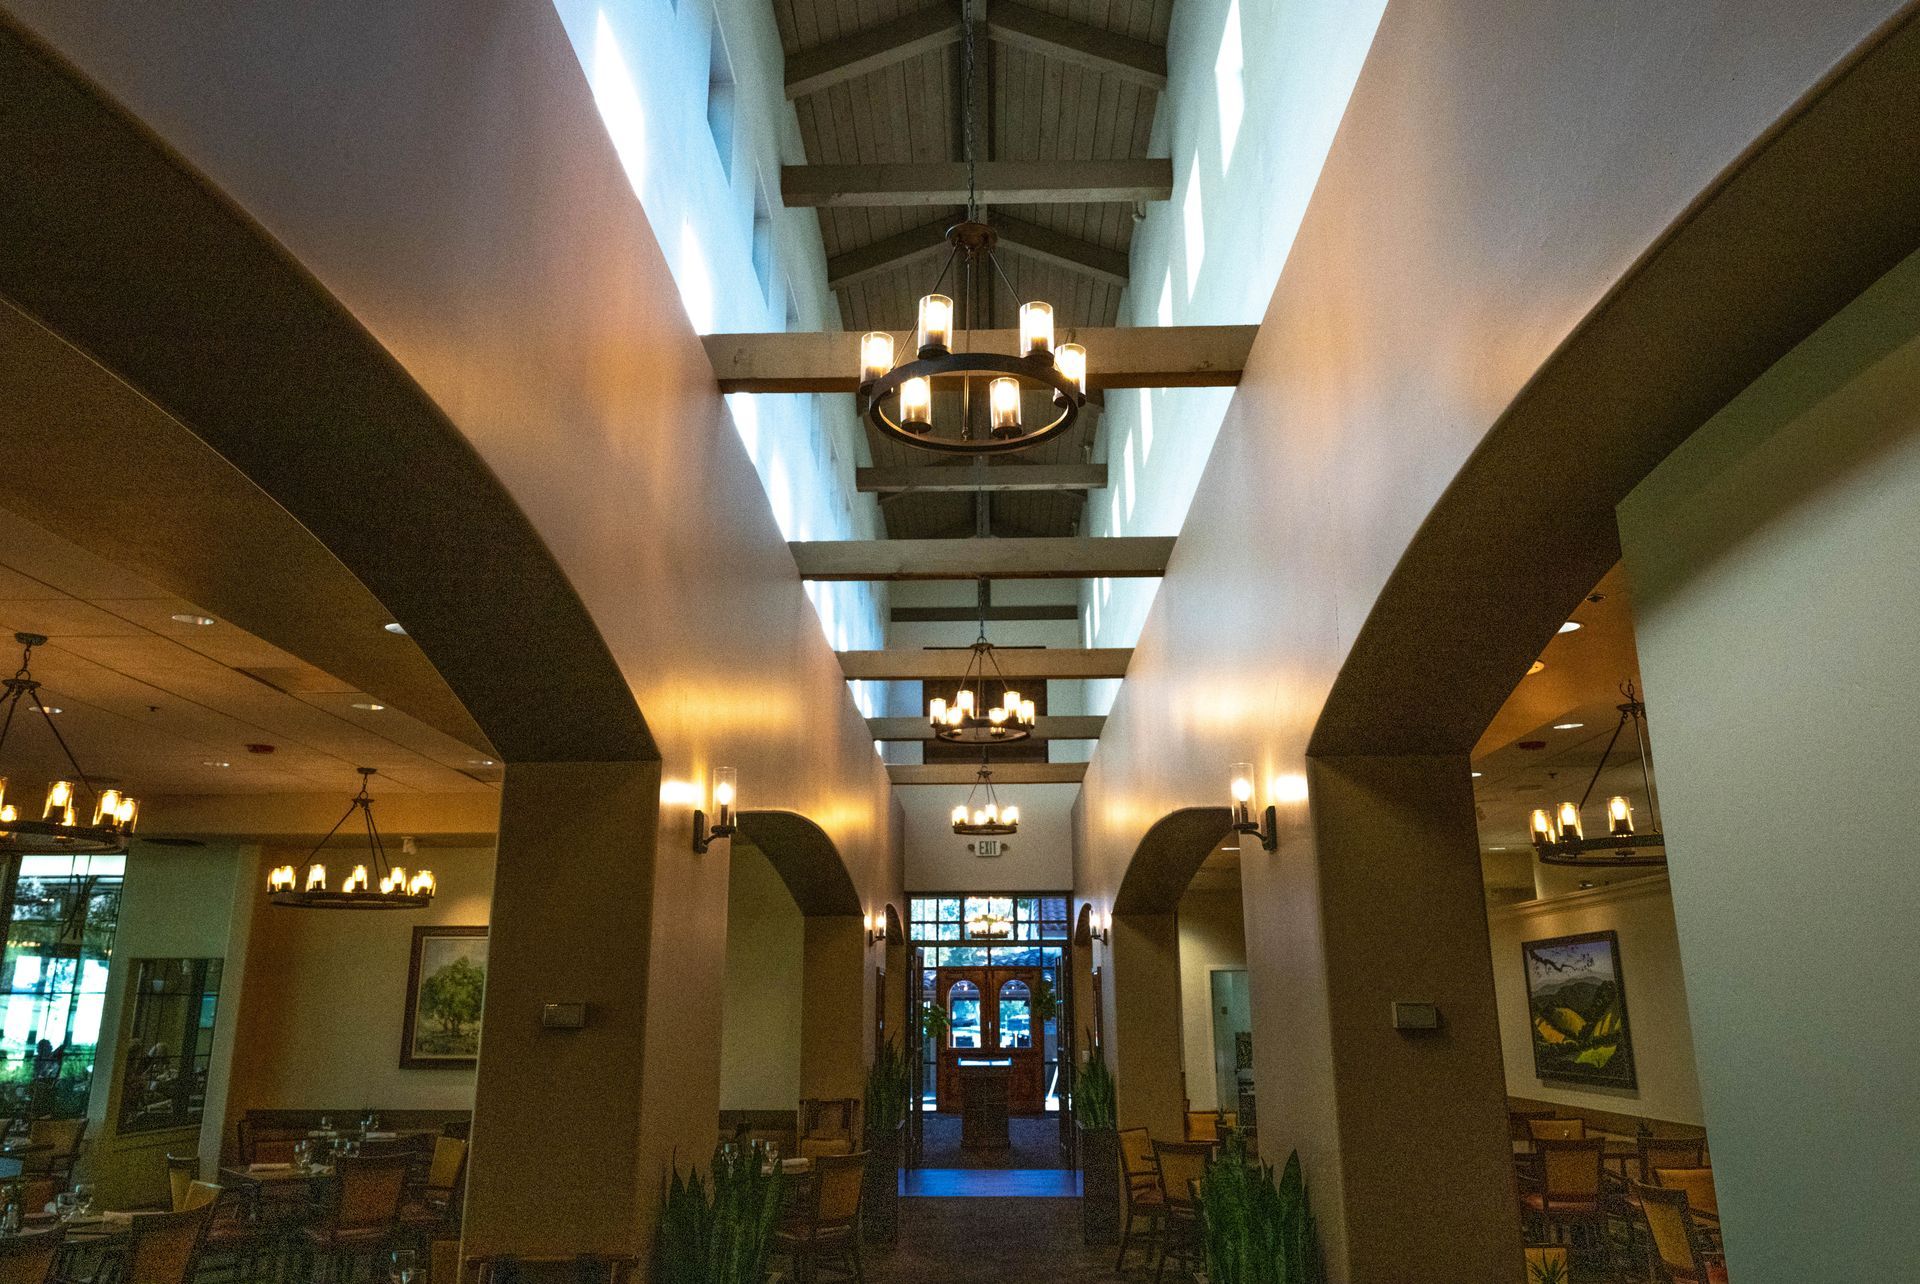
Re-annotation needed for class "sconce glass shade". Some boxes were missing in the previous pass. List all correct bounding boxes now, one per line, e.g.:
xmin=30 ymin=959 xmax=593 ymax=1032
xmin=711 ymin=766 xmax=738 ymax=831
xmin=1228 ymin=762 xmax=1255 ymax=828
xmin=917 ymin=294 xmax=954 ymax=353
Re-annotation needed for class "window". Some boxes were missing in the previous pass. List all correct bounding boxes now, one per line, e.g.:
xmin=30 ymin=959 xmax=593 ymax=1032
xmin=118 ymin=958 xmax=223 ymax=1134
xmin=947 ymin=980 xmax=981 ymax=1049
xmin=998 ymin=979 xmax=1032 ymax=1049
xmin=0 ymin=855 xmax=124 ymax=1119
xmin=751 ymin=185 xmax=776 ymax=307
xmin=910 ymin=894 xmax=1070 ymax=943
xmin=706 ymin=24 xmax=737 ymax=181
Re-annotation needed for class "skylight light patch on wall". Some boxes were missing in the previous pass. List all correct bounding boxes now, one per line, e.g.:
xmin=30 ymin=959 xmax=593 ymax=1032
xmin=678 ymin=217 xmax=715 ymax=333
xmin=588 ymin=11 xmax=649 ymax=203
xmin=1184 ymin=154 xmax=1206 ymax=298
xmin=1216 ymin=0 xmax=1246 ymax=171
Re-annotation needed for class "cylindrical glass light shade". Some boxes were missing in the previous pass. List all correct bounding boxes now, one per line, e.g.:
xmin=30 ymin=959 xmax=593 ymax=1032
xmin=1228 ymin=762 xmax=1255 ymax=828
xmin=1002 ymin=689 xmax=1022 ymax=715
xmin=917 ymin=294 xmax=954 ymax=353
xmin=307 ymin=863 xmax=327 ymax=892
xmin=116 ymin=798 xmax=138 ymax=831
xmin=43 ymin=779 xmax=73 ymax=822
xmin=92 ymin=789 xmax=123 ymax=827
xmin=988 ymin=706 xmax=1007 ymax=726
xmin=0 ymin=806 xmax=16 ymax=824
xmin=344 ymin=865 xmax=370 ymax=894
xmin=1607 ymin=795 xmax=1634 ymax=836
xmin=860 ymin=331 xmax=895 ymax=383
xmin=989 ymin=377 xmax=1022 ymax=436
xmin=1001 ymin=805 xmax=1019 ymax=826
xmin=1019 ymin=699 xmax=1036 ymax=724
xmin=711 ymin=766 xmax=738 ymax=830
xmin=928 ymin=697 xmax=948 ymax=727
xmin=952 ymin=804 xmax=968 ymax=826
xmin=956 ymin=688 xmax=976 ymax=714
xmin=1556 ymin=801 xmax=1583 ymax=842
xmin=1020 ymin=301 xmax=1054 ymax=356
xmin=268 ymin=865 xmax=296 ymax=893
xmin=410 ymin=870 xmax=436 ymax=898
xmin=899 ymin=376 xmax=933 ymax=431
xmin=1530 ymin=809 xmax=1555 ymax=849
xmin=1055 ymin=343 xmax=1087 ymax=397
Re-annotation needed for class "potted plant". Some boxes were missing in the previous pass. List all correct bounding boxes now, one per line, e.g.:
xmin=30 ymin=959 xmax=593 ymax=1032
xmin=862 ymin=1040 xmax=910 ymax=1245
xmin=1524 ymin=1245 xmax=1570 ymax=1283
xmin=1074 ymin=1040 xmax=1120 ymax=1245
xmin=655 ymin=1141 xmax=785 ymax=1284
xmin=919 ymin=999 xmax=950 ymax=1046
xmin=1197 ymin=1135 xmax=1326 ymax=1284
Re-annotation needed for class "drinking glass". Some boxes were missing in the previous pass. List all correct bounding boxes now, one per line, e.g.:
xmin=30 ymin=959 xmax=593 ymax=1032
xmin=71 ymin=1184 xmax=93 ymax=1217
xmin=390 ymin=1249 xmax=418 ymax=1284
xmin=319 ymin=1115 xmax=334 ymax=1134
xmin=293 ymin=1140 xmax=312 ymax=1172
xmin=53 ymin=1192 xmax=75 ymax=1221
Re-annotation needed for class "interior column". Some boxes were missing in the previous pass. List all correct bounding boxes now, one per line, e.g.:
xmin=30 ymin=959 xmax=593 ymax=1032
xmin=1107 ymin=911 xmax=1184 ymax=1138
xmin=1245 ymin=754 xmax=1521 ymax=1282
xmin=801 ymin=915 xmax=871 ymax=1108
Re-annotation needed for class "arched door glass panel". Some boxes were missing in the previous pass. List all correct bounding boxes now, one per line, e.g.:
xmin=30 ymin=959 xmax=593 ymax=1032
xmin=948 ymin=980 xmax=982 ymax=1048
xmin=998 ymin=979 xmax=1032 ymax=1049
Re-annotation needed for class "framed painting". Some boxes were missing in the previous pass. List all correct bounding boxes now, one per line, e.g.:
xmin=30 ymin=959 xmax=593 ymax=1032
xmin=400 ymin=925 xmax=488 ymax=1069
xmin=1521 ymin=929 xmax=1637 ymax=1089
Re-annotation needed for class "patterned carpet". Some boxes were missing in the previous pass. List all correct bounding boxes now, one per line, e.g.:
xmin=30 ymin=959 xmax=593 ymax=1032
xmin=865 ymin=1196 xmax=1126 ymax=1284
xmin=916 ymin=1113 xmax=1068 ymax=1169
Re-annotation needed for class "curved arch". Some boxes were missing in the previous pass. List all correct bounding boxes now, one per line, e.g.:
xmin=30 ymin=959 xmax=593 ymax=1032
xmin=1114 ymin=806 xmax=1234 ymax=915
xmin=734 ymin=810 xmax=860 ymax=917
xmin=883 ymin=902 xmax=905 ymax=942
xmin=1312 ymin=11 xmax=1920 ymax=758
xmin=1074 ymin=901 xmax=1094 ymax=947
xmin=0 ymin=20 xmax=649 ymax=765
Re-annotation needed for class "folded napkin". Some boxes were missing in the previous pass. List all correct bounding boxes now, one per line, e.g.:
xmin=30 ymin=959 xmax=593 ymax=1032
xmin=248 ymin=1162 xmax=293 ymax=1172
xmin=364 ymin=1131 xmax=397 ymax=1140
xmin=778 ymin=1158 xmax=813 ymax=1173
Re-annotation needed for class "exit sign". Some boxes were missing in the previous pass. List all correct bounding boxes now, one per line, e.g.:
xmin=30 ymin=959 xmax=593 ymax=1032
xmin=975 ymin=839 xmax=1003 ymax=858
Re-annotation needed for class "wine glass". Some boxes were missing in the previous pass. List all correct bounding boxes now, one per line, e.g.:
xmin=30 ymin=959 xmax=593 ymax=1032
xmin=390 ymin=1248 xmax=418 ymax=1284
xmin=52 ymin=1191 xmax=75 ymax=1221
xmin=71 ymin=1184 xmax=92 ymax=1218
xmin=293 ymin=1140 xmax=312 ymax=1172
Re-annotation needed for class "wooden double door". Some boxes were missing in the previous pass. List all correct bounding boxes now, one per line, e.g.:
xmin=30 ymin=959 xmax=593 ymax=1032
xmin=933 ymin=965 xmax=1046 ymax=1114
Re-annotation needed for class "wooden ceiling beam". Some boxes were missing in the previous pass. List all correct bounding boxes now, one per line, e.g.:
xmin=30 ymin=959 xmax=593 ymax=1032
xmin=889 ymin=761 xmax=1086 ymax=785
xmin=825 ymin=217 xmax=956 ymax=291
xmin=988 ymin=3 xmax=1168 ymax=91
xmin=784 ymin=5 xmax=962 ymax=100
xmin=857 ymin=463 xmax=1108 ymax=493
xmin=891 ymin=603 xmax=1079 ymax=622
xmin=704 ymin=325 xmax=1254 ymax=393
xmin=782 ymin=160 xmax=1173 ymax=207
xmin=991 ymin=215 xmax=1130 ymax=287
xmin=867 ymin=715 xmax=1105 ymax=741
xmin=839 ymin=648 xmax=1131 ymax=680
xmin=791 ymin=535 xmax=1173 ymax=581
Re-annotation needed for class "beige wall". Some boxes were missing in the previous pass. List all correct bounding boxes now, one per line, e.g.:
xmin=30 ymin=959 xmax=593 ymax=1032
xmin=903 ymin=783 xmax=1078 ymax=893
xmin=1487 ymin=876 xmax=1704 ymax=1124
xmin=1177 ymin=888 xmax=1247 ymax=1114
xmin=719 ymin=843 xmax=803 ymax=1111
xmin=224 ymin=845 xmax=496 ymax=1120
xmin=1618 ymin=246 xmax=1920 ymax=1280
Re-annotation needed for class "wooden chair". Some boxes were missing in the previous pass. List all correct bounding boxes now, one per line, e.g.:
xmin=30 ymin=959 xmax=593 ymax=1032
xmin=1114 ymin=1127 xmax=1164 ymax=1272
xmin=402 ymin=1135 xmax=470 ymax=1236
xmin=464 ymin=1256 xmax=636 ymax=1284
xmin=165 ymin=1153 xmax=199 ymax=1211
xmin=300 ymin=1154 xmax=412 ymax=1282
xmin=1522 ymin=1138 xmax=1611 ymax=1271
xmin=797 ymin=1099 xmax=859 ymax=1159
xmin=178 ymin=1176 xmax=276 ymax=1281
xmin=1527 ymin=1116 xmax=1586 ymax=1141
xmin=1182 ymin=1110 xmax=1238 ymax=1143
xmin=0 ymin=1227 xmax=63 ymax=1284
xmin=121 ymin=1204 xmax=218 ymax=1284
xmin=1640 ymin=1136 xmax=1707 ymax=1182
xmin=22 ymin=1118 xmax=84 ymax=1185
xmin=774 ymin=1151 xmax=867 ymax=1283
xmin=1150 ymin=1140 xmax=1213 ymax=1284
xmin=1632 ymin=1181 xmax=1727 ymax=1282
xmin=1653 ymin=1167 xmax=1719 ymax=1223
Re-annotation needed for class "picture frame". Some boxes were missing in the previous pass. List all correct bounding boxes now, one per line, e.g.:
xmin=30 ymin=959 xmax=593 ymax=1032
xmin=400 ymin=925 xmax=488 ymax=1069
xmin=1521 ymin=929 xmax=1637 ymax=1090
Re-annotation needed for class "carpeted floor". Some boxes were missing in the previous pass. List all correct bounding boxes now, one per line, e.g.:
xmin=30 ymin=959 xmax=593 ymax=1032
xmin=865 ymin=1196 xmax=1122 ymax=1283
xmin=917 ymin=1112 xmax=1067 ymax=1169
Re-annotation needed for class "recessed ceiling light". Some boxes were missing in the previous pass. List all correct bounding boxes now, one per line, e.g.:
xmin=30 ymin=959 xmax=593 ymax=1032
xmin=1489 ymin=845 xmax=1509 ymax=851
xmin=203 ymin=760 xmax=231 ymax=768
xmin=350 ymin=701 xmax=386 ymax=711
xmin=1558 ymin=621 xmax=1582 ymax=634
xmin=468 ymin=759 xmax=498 ymax=768
xmin=1219 ymin=845 xmax=1240 ymax=853
xmin=1471 ymin=771 xmax=1483 ymax=778
xmin=171 ymin=613 xmax=216 ymax=626
xmin=1528 ymin=660 xmax=1546 ymax=675
xmin=42 ymin=706 xmax=62 ymax=715
xmin=1553 ymin=722 xmax=1584 ymax=730
xmin=1578 ymin=880 xmax=1595 ymax=890
xmin=383 ymin=622 xmax=407 ymax=635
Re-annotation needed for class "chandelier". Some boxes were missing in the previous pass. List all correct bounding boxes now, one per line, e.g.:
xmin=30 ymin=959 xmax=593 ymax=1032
xmin=928 ymin=611 xmax=1036 ymax=744
xmin=965 ymin=901 xmax=1013 ymax=939
xmin=0 ymin=632 xmax=139 ymax=855
xmin=853 ymin=3 xmax=1089 ymax=456
xmin=951 ymin=758 xmax=1019 ymax=835
xmin=1527 ymin=682 xmax=1667 ymax=867
xmin=266 ymin=767 xmax=436 ymax=908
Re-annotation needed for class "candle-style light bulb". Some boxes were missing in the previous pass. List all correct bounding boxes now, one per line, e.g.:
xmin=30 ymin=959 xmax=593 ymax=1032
xmin=1556 ymin=801 xmax=1583 ymax=842
xmin=1019 ymin=699 xmax=1036 ymax=724
xmin=917 ymin=294 xmax=954 ymax=353
xmin=307 ymin=863 xmax=328 ymax=892
xmin=92 ymin=789 xmax=123 ymax=827
xmin=1530 ymin=809 xmax=1555 ymax=849
xmin=1001 ymin=805 xmax=1019 ymax=826
xmin=952 ymin=804 xmax=969 ymax=826
xmin=1019 ymin=300 xmax=1054 ymax=356
xmin=899 ymin=376 xmax=933 ymax=432
xmin=1054 ymin=343 xmax=1087 ymax=398
xmin=989 ymin=377 xmax=1022 ymax=437
xmin=43 ymin=779 xmax=73 ymax=822
xmin=929 ymin=697 xmax=948 ymax=727
xmin=860 ymin=331 xmax=895 ymax=384
xmin=956 ymin=688 xmax=975 ymax=714
xmin=711 ymin=766 xmax=739 ymax=829
xmin=1607 ymin=795 xmax=1634 ymax=836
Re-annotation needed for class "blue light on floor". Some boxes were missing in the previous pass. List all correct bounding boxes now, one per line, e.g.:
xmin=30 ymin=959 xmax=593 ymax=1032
xmin=901 ymin=1169 xmax=1082 ymax=1198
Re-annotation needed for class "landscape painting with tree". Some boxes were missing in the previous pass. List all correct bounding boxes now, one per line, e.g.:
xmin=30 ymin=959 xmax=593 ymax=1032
xmin=1521 ymin=930 xmax=1637 ymax=1089
xmin=401 ymin=926 xmax=487 ymax=1068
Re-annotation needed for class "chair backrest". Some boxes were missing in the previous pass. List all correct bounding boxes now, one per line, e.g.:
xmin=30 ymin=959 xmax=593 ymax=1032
xmin=468 ymin=1256 xmax=636 ymax=1284
xmin=1632 ymin=1181 xmax=1709 ymax=1280
xmin=798 ymin=1098 xmax=858 ymax=1142
xmin=0 ymin=1227 xmax=64 ymax=1284
xmin=1535 ymin=1138 xmax=1606 ymax=1201
xmin=126 ymin=1204 xmax=215 ymax=1284
xmin=183 ymin=1180 xmax=222 ymax=1212
xmin=1526 ymin=1117 xmax=1585 ymax=1141
xmin=1184 ymin=1111 xmax=1219 ymax=1142
xmin=1640 ymin=1136 xmax=1707 ymax=1181
xmin=1118 ymin=1127 xmax=1155 ymax=1180
xmin=1152 ymin=1140 xmax=1213 ymax=1211
xmin=28 ymin=1117 xmax=85 ymax=1156
xmin=428 ymin=1135 xmax=469 ymax=1191
xmin=1653 ymin=1166 xmax=1718 ymax=1218
xmin=166 ymin=1152 xmax=199 ymax=1212
xmin=796 ymin=1137 xmax=853 ymax=1159
xmin=1507 ymin=1109 xmax=1556 ymax=1141
xmin=332 ymin=1154 xmax=412 ymax=1231
xmin=809 ymin=1152 xmax=868 ymax=1229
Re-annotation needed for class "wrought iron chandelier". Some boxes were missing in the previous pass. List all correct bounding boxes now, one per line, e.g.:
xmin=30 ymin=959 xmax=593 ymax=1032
xmin=928 ymin=600 xmax=1036 ymax=743
xmin=1527 ymin=682 xmax=1667 ymax=867
xmin=266 ymin=767 xmax=436 ymax=908
xmin=951 ymin=757 xmax=1019 ymax=835
xmin=0 ymin=632 xmax=139 ymax=855
xmin=965 ymin=901 xmax=1013 ymax=939
xmin=854 ymin=0 xmax=1089 ymax=456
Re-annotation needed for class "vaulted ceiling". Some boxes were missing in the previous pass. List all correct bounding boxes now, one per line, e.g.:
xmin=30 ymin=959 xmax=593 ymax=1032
xmin=773 ymin=0 xmax=1173 ymax=539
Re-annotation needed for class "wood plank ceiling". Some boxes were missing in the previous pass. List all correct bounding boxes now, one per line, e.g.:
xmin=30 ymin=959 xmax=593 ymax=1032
xmin=774 ymin=0 xmax=1172 ymax=539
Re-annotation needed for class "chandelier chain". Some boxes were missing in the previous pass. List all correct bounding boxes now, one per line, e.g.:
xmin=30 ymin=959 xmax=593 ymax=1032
xmin=962 ymin=0 xmax=978 ymax=222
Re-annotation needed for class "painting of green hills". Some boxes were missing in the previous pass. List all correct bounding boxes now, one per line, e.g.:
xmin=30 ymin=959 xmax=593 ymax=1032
xmin=1522 ymin=930 xmax=1637 ymax=1089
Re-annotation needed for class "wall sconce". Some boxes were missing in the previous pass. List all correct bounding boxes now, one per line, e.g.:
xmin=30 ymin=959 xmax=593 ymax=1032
xmin=1089 ymin=908 xmax=1110 ymax=944
xmin=866 ymin=912 xmax=888 ymax=945
xmin=693 ymin=767 xmax=737 ymax=854
xmin=1229 ymin=762 xmax=1280 ymax=853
